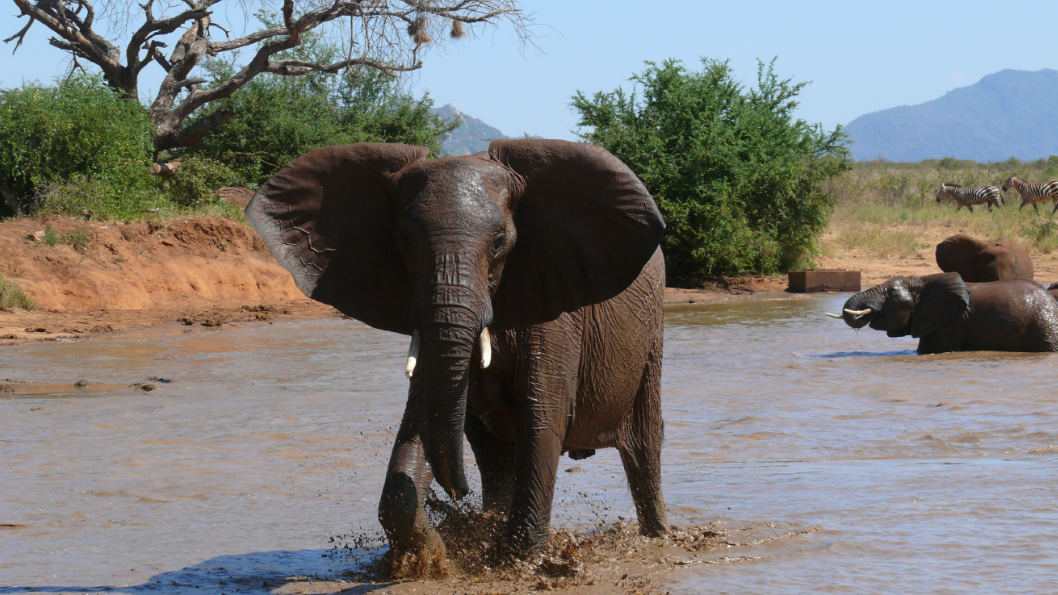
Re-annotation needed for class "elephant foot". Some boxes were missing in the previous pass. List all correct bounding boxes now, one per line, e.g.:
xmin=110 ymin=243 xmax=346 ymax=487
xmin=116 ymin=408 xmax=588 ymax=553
xmin=377 ymin=537 xmax=450 ymax=579
xmin=637 ymin=517 xmax=671 ymax=538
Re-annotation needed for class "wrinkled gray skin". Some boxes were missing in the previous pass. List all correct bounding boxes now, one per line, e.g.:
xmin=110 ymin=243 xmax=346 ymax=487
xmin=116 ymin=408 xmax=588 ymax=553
xmin=245 ymin=140 xmax=668 ymax=560
xmin=840 ymin=273 xmax=1058 ymax=354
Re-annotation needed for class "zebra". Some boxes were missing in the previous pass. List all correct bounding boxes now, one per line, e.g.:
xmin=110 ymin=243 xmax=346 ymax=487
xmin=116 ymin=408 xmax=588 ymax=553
xmin=935 ymin=183 xmax=1003 ymax=212
xmin=1001 ymin=176 xmax=1058 ymax=214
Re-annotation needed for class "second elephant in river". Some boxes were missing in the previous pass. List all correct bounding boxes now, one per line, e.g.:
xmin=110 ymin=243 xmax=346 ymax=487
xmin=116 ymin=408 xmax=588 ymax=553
xmin=246 ymin=140 xmax=667 ymax=562
xmin=830 ymin=273 xmax=1058 ymax=354
xmin=935 ymin=234 xmax=1033 ymax=282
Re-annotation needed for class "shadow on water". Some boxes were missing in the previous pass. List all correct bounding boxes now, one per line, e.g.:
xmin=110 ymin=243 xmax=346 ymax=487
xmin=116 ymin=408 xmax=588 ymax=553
xmin=802 ymin=350 xmax=918 ymax=358
xmin=0 ymin=548 xmax=390 ymax=595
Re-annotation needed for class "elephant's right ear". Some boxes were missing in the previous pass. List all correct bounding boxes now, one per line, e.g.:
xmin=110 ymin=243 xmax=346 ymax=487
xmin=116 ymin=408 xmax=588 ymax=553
xmin=246 ymin=143 xmax=428 ymax=336
xmin=910 ymin=272 xmax=970 ymax=338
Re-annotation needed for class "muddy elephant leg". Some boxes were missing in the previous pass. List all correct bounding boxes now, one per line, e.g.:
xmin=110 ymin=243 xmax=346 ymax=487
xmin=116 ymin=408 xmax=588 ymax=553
xmin=378 ymin=385 xmax=444 ymax=557
xmin=465 ymin=413 xmax=515 ymax=516
xmin=504 ymin=413 xmax=567 ymax=553
xmin=502 ymin=325 xmax=578 ymax=554
xmin=617 ymin=342 xmax=668 ymax=537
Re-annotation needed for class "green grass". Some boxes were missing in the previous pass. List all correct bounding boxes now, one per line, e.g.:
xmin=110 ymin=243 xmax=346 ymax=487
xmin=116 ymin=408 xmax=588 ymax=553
xmin=61 ymin=228 xmax=94 ymax=248
xmin=0 ymin=274 xmax=33 ymax=311
xmin=41 ymin=225 xmax=60 ymax=246
xmin=832 ymin=226 xmax=924 ymax=258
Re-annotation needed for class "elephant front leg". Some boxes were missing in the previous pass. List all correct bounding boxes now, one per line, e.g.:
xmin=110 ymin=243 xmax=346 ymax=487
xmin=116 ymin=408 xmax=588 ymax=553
xmin=378 ymin=392 xmax=445 ymax=566
xmin=503 ymin=413 xmax=567 ymax=554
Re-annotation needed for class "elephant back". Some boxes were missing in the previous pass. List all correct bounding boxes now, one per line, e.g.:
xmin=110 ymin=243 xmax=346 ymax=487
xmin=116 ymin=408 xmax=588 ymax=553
xmin=935 ymin=234 xmax=1033 ymax=282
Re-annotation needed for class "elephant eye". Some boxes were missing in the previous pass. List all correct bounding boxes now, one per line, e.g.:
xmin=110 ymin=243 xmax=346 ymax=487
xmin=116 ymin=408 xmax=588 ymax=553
xmin=491 ymin=233 xmax=507 ymax=255
xmin=397 ymin=230 xmax=414 ymax=249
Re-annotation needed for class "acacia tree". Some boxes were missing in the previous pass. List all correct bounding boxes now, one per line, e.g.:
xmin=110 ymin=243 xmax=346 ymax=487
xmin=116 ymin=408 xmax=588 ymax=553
xmin=5 ymin=0 xmax=528 ymax=153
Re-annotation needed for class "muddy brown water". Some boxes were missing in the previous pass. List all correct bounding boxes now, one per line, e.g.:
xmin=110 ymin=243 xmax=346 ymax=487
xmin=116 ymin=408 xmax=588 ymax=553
xmin=2 ymin=293 xmax=1058 ymax=593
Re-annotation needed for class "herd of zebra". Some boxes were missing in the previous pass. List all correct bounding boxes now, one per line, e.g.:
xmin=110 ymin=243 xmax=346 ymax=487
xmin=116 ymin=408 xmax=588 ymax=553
xmin=936 ymin=176 xmax=1058 ymax=214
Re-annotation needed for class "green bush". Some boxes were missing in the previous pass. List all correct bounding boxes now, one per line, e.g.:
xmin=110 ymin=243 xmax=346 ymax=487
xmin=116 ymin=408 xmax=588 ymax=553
xmin=572 ymin=58 xmax=852 ymax=276
xmin=0 ymin=273 xmax=33 ymax=311
xmin=0 ymin=76 xmax=158 ymax=211
xmin=32 ymin=175 xmax=169 ymax=220
xmin=167 ymin=157 xmax=237 ymax=206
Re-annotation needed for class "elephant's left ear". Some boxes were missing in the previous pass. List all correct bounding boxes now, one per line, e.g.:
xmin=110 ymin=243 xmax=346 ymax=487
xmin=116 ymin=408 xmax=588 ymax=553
xmin=910 ymin=272 xmax=970 ymax=338
xmin=488 ymin=139 xmax=665 ymax=328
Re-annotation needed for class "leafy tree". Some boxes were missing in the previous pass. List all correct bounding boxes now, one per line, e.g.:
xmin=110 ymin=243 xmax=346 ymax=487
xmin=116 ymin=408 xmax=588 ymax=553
xmin=6 ymin=0 xmax=529 ymax=153
xmin=572 ymin=58 xmax=851 ymax=277
xmin=179 ymin=31 xmax=459 ymax=186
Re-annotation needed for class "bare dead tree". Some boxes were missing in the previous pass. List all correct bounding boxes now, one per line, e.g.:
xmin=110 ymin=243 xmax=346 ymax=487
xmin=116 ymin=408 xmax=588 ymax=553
xmin=5 ymin=0 xmax=530 ymax=153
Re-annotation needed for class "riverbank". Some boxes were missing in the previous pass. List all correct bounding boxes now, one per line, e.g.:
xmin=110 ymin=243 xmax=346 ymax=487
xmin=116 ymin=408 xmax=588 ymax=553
xmin=4 ymin=213 xmax=1058 ymax=346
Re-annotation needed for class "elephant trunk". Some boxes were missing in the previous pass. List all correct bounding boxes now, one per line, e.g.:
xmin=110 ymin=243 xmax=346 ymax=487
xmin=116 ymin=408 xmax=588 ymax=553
xmin=416 ymin=301 xmax=482 ymax=501
xmin=841 ymin=289 xmax=880 ymax=329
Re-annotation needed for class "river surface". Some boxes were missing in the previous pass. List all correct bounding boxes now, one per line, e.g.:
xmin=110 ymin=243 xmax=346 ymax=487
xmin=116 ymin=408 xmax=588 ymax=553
xmin=2 ymin=293 xmax=1058 ymax=594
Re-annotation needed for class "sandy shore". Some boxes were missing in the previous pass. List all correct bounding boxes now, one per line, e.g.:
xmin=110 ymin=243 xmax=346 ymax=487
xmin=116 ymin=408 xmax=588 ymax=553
xmin=4 ymin=215 xmax=1055 ymax=345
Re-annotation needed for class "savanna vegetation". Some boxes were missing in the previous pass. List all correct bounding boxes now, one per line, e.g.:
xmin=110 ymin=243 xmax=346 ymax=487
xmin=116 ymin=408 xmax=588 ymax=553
xmin=5 ymin=0 xmax=526 ymax=153
xmin=824 ymin=156 xmax=1058 ymax=260
xmin=0 ymin=273 xmax=33 ymax=311
xmin=573 ymin=58 xmax=852 ymax=278
xmin=0 ymin=54 xmax=455 ymax=220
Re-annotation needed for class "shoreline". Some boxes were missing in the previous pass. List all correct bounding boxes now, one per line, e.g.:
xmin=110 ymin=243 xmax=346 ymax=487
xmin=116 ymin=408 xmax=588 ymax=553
xmin=9 ymin=214 xmax=1058 ymax=347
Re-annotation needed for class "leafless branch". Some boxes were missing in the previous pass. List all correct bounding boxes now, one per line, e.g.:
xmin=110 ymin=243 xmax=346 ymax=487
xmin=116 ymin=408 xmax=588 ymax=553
xmin=3 ymin=15 xmax=34 ymax=53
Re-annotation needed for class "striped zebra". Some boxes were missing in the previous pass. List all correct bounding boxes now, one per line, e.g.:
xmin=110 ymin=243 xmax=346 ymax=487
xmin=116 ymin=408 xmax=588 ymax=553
xmin=935 ymin=183 xmax=1003 ymax=213
xmin=1002 ymin=176 xmax=1058 ymax=214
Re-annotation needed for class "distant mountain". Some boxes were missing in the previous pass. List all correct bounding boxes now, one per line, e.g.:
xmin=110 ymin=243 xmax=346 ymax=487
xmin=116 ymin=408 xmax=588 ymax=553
xmin=845 ymin=69 xmax=1058 ymax=162
xmin=431 ymin=104 xmax=509 ymax=155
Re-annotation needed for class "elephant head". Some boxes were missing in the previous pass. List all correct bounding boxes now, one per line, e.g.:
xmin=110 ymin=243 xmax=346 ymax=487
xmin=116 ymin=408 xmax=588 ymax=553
xmin=245 ymin=140 xmax=664 ymax=500
xmin=828 ymin=273 xmax=970 ymax=338
xmin=935 ymin=234 xmax=1033 ymax=283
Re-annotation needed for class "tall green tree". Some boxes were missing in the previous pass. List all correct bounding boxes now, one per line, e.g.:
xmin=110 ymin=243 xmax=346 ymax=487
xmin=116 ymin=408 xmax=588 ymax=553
xmin=573 ymin=58 xmax=851 ymax=277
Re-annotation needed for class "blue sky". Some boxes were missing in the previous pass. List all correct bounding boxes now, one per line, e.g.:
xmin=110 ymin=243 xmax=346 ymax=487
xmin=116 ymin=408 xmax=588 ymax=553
xmin=3 ymin=0 xmax=1057 ymax=140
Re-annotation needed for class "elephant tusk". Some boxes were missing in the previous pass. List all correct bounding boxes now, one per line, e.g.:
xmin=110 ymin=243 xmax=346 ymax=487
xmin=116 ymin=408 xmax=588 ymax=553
xmin=405 ymin=330 xmax=421 ymax=379
xmin=825 ymin=312 xmax=843 ymax=319
xmin=844 ymin=308 xmax=873 ymax=317
xmin=479 ymin=327 xmax=492 ymax=369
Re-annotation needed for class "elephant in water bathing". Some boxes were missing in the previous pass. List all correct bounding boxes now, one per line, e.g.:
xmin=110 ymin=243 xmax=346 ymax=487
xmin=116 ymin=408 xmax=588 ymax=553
xmin=935 ymin=233 xmax=1033 ymax=282
xmin=828 ymin=273 xmax=1058 ymax=354
xmin=245 ymin=140 xmax=667 ymax=560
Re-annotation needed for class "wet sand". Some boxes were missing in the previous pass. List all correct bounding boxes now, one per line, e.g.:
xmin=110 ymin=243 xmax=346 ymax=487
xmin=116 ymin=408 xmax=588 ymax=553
xmin=3 ymin=293 xmax=1058 ymax=593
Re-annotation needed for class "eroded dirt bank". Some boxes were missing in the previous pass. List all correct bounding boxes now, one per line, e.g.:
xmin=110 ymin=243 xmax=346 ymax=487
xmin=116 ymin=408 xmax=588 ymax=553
xmin=0 ymin=216 xmax=788 ymax=344
xmin=0 ymin=216 xmax=340 ymax=344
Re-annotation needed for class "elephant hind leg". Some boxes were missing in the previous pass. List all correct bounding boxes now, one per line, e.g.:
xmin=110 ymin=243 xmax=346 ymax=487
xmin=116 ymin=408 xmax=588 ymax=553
xmin=465 ymin=413 xmax=516 ymax=516
xmin=617 ymin=341 xmax=668 ymax=537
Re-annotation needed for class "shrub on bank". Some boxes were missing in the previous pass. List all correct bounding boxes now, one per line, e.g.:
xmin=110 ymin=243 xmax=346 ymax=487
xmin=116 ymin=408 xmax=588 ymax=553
xmin=0 ymin=76 xmax=159 ymax=215
xmin=0 ymin=273 xmax=33 ymax=311
xmin=166 ymin=158 xmax=238 ymax=207
xmin=572 ymin=58 xmax=851 ymax=277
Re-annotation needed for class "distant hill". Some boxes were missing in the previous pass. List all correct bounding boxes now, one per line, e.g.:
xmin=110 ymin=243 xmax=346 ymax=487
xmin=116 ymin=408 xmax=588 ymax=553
xmin=431 ymin=104 xmax=509 ymax=155
xmin=845 ymin=69 xmax=1058 ymax=162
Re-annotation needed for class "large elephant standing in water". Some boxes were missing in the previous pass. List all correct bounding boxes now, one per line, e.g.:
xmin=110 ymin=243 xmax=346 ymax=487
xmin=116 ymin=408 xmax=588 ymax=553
xmin=830 ymin=273 xmax=1058 ymax=354
xmin=246 ymin=140 xmax=667 ymax=561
